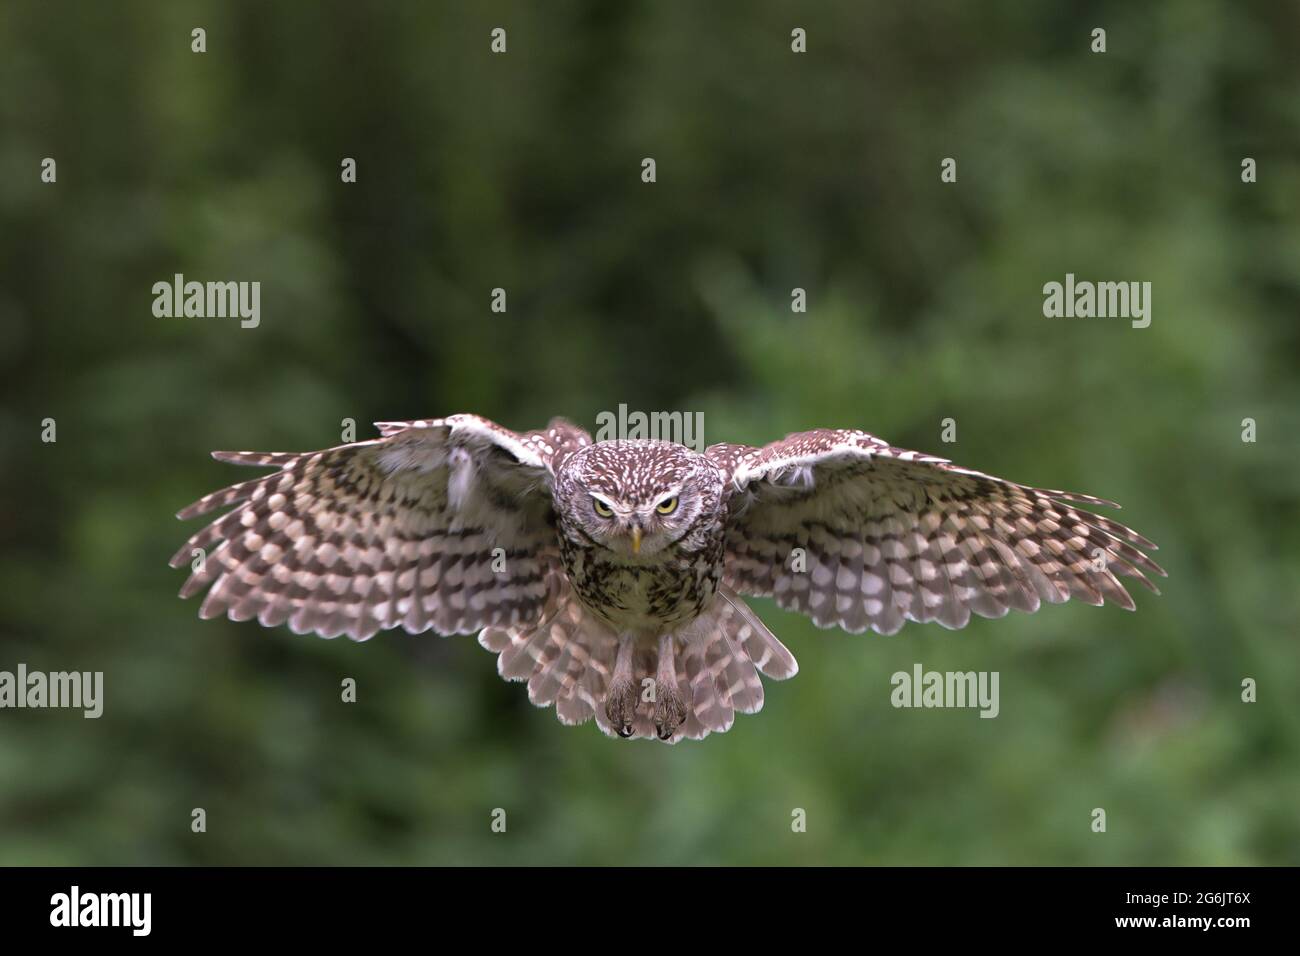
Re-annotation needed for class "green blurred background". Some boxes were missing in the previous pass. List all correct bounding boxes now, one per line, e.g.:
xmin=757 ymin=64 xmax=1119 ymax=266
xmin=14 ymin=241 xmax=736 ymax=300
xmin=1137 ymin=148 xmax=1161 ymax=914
xmin=2 ymin=0 xmax=1298 ymax=865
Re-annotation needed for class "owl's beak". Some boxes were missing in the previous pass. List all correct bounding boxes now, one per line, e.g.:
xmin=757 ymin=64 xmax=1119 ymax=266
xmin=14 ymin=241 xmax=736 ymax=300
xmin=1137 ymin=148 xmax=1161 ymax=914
xmin=630 ymin=526 xmax=642 ymax=555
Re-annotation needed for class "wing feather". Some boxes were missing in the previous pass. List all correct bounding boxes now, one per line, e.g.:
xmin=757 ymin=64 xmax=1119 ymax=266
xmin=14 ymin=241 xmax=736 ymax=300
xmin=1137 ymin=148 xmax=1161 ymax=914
xmin=173 ymin=415 xmax=591 ymax=640
xmin=710 ymin=429 xmax=1165 ymax=635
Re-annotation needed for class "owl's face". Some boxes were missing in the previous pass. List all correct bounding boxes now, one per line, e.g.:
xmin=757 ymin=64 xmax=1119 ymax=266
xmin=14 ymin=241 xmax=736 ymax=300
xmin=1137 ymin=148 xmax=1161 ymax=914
xmin=556 ymin=440 xmax=721 ymax=559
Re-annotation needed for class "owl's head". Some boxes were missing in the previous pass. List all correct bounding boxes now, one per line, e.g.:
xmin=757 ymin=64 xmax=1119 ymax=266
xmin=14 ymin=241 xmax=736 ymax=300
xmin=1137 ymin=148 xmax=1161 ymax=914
xmin=556 ymin=440 xmax=721 ymax=558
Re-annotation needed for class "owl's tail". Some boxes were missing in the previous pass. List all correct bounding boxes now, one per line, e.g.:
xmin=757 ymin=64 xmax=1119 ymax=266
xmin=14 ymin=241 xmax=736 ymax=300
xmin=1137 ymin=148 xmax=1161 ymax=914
xmin=478 ymin=581 xmax=797 ymax=743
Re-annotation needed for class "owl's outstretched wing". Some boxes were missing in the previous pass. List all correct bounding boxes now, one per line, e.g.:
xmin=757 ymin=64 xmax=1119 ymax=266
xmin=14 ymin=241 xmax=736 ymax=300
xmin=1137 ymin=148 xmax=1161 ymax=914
xmin=172 ymin=414 xmax=591 ymax=640
xmin=708 ymin=429 xmax=1165 ymax=635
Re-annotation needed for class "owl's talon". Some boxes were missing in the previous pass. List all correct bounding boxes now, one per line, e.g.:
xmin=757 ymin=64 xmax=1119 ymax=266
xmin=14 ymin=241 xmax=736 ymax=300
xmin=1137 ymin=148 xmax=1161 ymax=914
xmin=651 ymin=633 xmax=688 ymax=740
xmin=605 ymin=673 xmax=639 ymax=738
xmin=652 ymin=688 xmax=689 ymax=740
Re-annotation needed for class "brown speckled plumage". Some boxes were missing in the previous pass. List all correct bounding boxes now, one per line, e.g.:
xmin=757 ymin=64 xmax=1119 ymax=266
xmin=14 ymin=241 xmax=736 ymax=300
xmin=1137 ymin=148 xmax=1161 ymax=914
xmin=175 ymin=415 xmax=1164 ymax=743
xmin=555 ymin=440 xmax=726 ymax=632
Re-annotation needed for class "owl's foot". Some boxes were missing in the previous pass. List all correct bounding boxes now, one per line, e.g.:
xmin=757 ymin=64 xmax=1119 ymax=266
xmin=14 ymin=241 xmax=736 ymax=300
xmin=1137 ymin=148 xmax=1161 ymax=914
xmin=606 ymin=679 xmax=638 ymax=737
xmin=653 ymin=689 xmax=688 ymax=740
xmin=652 ymin=633 xmax=689 ymax=740
xmin=605 ymin=637 xmax=638 ymax=737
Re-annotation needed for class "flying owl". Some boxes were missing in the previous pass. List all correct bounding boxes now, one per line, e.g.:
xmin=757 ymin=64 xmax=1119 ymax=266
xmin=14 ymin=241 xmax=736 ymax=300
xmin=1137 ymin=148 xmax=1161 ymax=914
xmin=172 ymin=415 xmax=1165 ymax=742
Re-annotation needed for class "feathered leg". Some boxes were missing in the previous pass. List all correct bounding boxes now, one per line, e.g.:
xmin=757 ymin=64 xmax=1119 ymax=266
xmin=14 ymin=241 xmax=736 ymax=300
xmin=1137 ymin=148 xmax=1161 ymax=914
xmin=652 ymin=633 xmax=689 ymax=740
xmin=482 ymin=581 xmax=796 ymax=742
xmin=604 ymin=636 xmax=638 ymax=737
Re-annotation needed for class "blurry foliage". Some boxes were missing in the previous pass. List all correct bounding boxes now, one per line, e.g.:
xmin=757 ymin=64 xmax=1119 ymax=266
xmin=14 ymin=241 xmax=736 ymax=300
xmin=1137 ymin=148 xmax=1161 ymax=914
xmin=1 ymin=0 xmax=1297 ymax=865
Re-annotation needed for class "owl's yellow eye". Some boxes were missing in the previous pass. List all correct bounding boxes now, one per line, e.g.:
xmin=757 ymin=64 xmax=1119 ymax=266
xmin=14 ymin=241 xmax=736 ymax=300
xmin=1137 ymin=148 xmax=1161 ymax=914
xmin=656 ymin=497 xmax=679 ymax=515
xmin=592 ymin=497 xmax=614 ymax=518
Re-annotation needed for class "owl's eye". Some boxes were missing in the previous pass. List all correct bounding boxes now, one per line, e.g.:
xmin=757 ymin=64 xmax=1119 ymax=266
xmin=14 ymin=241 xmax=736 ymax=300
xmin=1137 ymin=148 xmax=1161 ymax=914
xmin=656 ymin=496 xmax=679 ymax=515
xmin=592 ymin=497 xmax=614 ymax=518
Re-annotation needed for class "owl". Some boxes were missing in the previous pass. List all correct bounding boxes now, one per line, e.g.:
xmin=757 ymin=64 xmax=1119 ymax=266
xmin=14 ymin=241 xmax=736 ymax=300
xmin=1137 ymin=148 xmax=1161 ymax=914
xmin=172 ymin=414 xmax=1165 ymax=742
